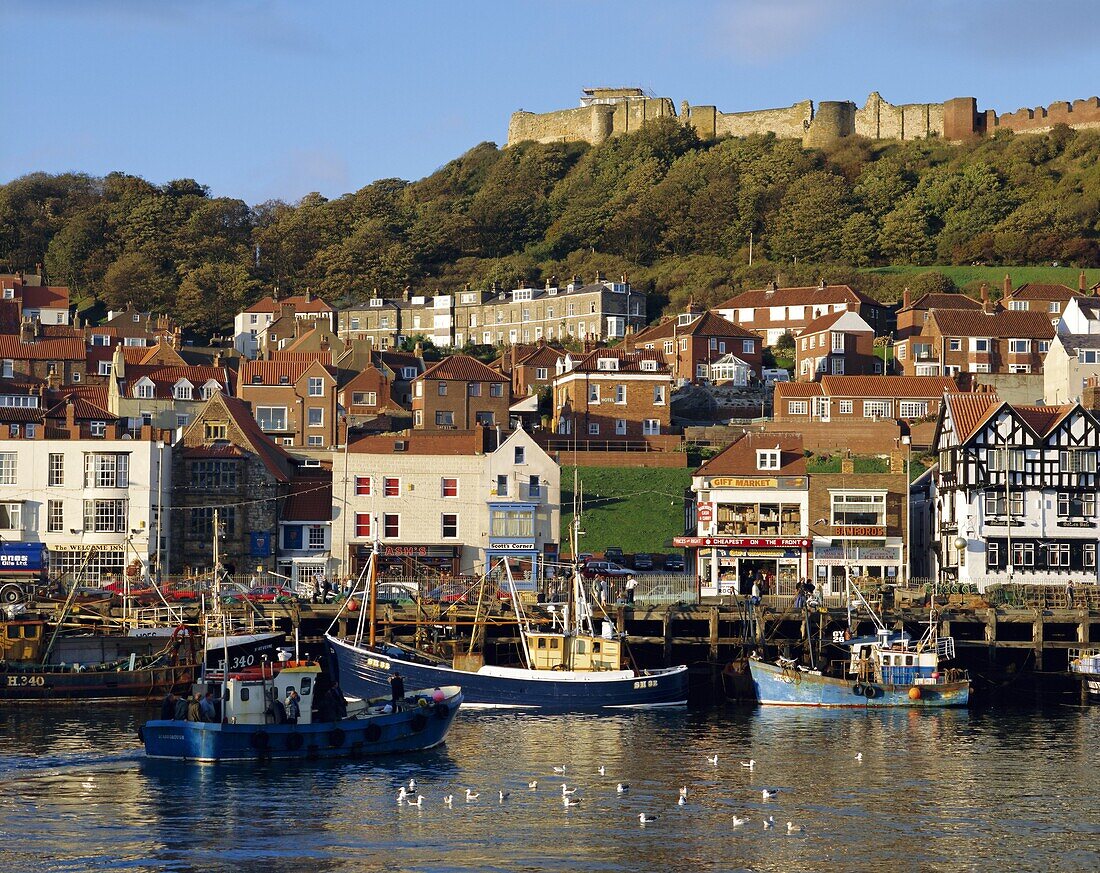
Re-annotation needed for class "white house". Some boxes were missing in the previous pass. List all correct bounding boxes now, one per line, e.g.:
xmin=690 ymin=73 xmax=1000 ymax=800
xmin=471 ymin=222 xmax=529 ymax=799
xmin=0 ymin=435 xmax=171 ymax=585
xmin=233 ymin=293 xmax=334 ymax=358
xmin=1046 ymin=297 xmax=1100 ymax=404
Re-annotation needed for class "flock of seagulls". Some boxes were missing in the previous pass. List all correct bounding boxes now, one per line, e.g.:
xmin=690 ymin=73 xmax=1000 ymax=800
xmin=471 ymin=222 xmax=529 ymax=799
xmin=386 ymin=750 xmax=857 ymax=832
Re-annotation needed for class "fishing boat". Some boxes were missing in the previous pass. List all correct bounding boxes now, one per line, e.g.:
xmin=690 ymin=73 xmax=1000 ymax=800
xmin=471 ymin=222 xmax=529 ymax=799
xmin=749 ymin=580 xmax=970 ymax=707
xmin=1069 ymin=648 xmax=1100 ymax=701
xmin=140 ymin=662 xmax=463 ymax=762
xmin=0 ymin=611 xmax=197 ymax=702
xmin=326 ymin=485 xmax=689 ymax=710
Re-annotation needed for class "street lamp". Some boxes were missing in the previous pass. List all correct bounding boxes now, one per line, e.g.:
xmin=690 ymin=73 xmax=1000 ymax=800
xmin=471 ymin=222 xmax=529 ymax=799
xmin=952 ymin=536 xmax=967 ymax=580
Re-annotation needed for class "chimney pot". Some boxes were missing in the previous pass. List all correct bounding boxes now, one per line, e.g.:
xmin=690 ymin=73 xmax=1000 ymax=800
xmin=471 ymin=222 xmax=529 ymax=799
xmin=902 ymin=286 xmax=911 ymax=309
xmin=1080 ymin=270 xmax=1087 ymax=293
xmin=1003 ymin=273 xmax=1012 ymax=298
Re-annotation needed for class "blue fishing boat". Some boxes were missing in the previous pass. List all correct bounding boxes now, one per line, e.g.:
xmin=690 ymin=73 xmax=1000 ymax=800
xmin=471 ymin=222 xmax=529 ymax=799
xmin=141 ymin=663 xmax=463 ymax=762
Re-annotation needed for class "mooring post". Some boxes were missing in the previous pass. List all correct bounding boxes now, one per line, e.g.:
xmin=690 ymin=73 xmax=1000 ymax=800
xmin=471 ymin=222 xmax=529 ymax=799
xmin=1032 ymin=608 xmax=1044 ymax=671
xmin=663 ymin=608 xmax=674 ymax=666
xmin=709 ymin=607 xmax=720 ymax=663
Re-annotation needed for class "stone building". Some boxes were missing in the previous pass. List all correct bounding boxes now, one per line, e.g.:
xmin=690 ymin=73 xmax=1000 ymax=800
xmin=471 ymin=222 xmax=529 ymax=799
xmin=552 ymin=347 xmax=672 ymax=439
xmin=0 ymin=332 xmax=86 ymax=386
xmin=412 ymin=355 xmax=511 ymax=431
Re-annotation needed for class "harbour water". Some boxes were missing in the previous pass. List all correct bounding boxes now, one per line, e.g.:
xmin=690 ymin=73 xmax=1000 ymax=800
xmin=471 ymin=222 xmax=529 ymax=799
xmin=0 ymin=703 xmax=1097 ymax=872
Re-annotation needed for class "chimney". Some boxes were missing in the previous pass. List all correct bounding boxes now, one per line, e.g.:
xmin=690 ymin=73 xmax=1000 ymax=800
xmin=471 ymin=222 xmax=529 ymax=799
xmin=902 ymin=286 xmax=911 ymax=309
xmin=304 ymin=287 xmax=312 ymax=303
xmin=65 ymin=398 xmax=76 ymax=429
xmin=413 ymin=341 xmax=423 ymax=359
xmin=463 ymin=282 xmax=471 ymax=293
xmin=980 ymin=282 xmax=989 ymax=308
xmin=19 ymin=317 xmax=36 ymax=344
xmin=1080 ymin=270 xmax=1088 ymax=293
xmin=818 ymin=278 xmax=827 ymax=291
xmin=620 ymin=273 xmax=628 ymax=284
xmin=767 ymin=280 xmax=778 ymax=295
xmin=1003 ymin=273 xmax=1012 ymax=299
xmin=595 ymin=271 xmax=605 ymax=283
xmin=983 ymin=285 xmax=995 ymax=314
xmin=571 ymin=274 xmax=582 ymax=287
xmin=402 ymin=285 xmax=411 ymax=302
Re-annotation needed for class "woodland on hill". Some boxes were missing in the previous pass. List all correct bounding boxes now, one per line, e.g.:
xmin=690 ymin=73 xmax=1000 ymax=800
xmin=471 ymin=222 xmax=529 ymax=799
xmin=3 ymin=119 xmax=1100 ymax=338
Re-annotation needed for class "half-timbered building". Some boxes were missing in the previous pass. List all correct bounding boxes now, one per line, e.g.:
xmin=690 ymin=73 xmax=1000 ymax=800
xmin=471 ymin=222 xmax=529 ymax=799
xmin=929 ymin=392 xmax=1100 ymax=590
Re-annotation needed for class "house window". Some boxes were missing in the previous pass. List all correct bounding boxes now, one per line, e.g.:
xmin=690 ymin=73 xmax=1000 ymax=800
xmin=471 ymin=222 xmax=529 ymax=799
xmin=528 ymin=474 xmax=541 ymax=498
xmin=949 ymin=339 xmax=962 ymax=352
xmin=414 ymin=410 xmax=423 ymax=427
xmin=441 ymin=477 xmax=458 ymax=498
xmin=757 ymin=449 xmax=780 ymax=471
xmin=615 ymin=385 xmax=626 ymax=404
xmin=1011 ymin=542 xmax=1035 ymax=567
xmin=435 ymin=410 xmax=454 ymax=427
xmin=743 ymin=340 xmax=754 ymax=355
xmin=174 ymin=383 xmax=192 ymax=400
xmin=1008 ymin=339 xmax=1031 ymax=354
xmin=48 ymin=453 xmax=64 ymax=486
xmin=663 ymin=341 xmax=674 ymax=355
xmin=787 ymin=401 xmax=808 ymax=416
xmin=863 ymin=400 xmax=893 ymax=419
xmin=0 ymin=503 xmax=22 ymax=531
xmin=47 ymin=499 xmax=63 ymax=533
xmin=1008 ymin=301 xmax=1027 ymax=311
xmin=0 ymin=453 xmax=17 ymax=485
xmin=986 ymin=541 xmax=1000 ymax=570
xmin=839 ymin=400 xmax=853 ymax=415
xmin=490 ymin=383 xmax=504 ymax=397
xmin=642 ymin=419 xmax=660 ymax=435
xmin=898 ymin=401 xmax=928 ymax=418
xmin=355 ymin=476 xmax=372 ymax=496
xmin=1048 ymin=543 xmax=1071 ymax=567
xmin=1057 ymin=492 xmax=1096 ymax=517
xmin=90 ymin=421 xmax=107 ymax=437
xmin=973 ymin=338 xmax=990 ymax=352
xmin=1 ymin=360 xmax=11 ymax=379
xmin=615 ymin=419 xmax=627 ymax=435
xmin=589 ymin=423 xmax=600 ymax=435
xmin=1049 ymin=301 xmax=1061 ymax=314
xmin=204 ymin=421 xmax=227 ymax=440
xmin=441 ymin=513 xmax=458 ymax=538
xmin=84 ymin=499 xmax=128 ymax=533
xmin=308 ymin=377 xmax=324 ymax=396
xmin=383 ymin=477 xmax=400 ymax=497
xmin=514 ymin=446 xmax=525 ymax=465
xmin=535 ymin=368 xmax=548 ymax=380
xmin=1085 ymin=543 xmax=1097 ymax=568
xmin=588 ymin=385 xmax=599 ymax=403
xmin=653 ymin=385 xmax=666 ymax=404
xmin=308 ymin=407 xmax=324 ymax=427
xmin=831 ymin=493 xmax=886 ymax=527
xmin=436 ymin=382 xmax=447 ymax=397
xmin=383 ymin=514 xmax=399 ymax=538
xmin=475 ymin=411 xmax=495 ymax=426
xmin=1039 ymin=341 xmax=1050 ymax=354
xmin=496 ymin=474 xmax=508 ymax=496
xmin=1061 ymin=450 xmax=1098 ymax=473
xmin=468 ymin=382 xmax=482 ymax=397
xmin=307 ymin=435 xmax=323 ymax=447
xmin=355 ymin=513 xmax=371 ymax=538
xmin=256 ymin=407 xmax=287 ymax=432
xmin=190 ymin=460 xmax=238 ymax=488
xmin=84 ymin=453 xmax=129 ymax=488
xmin=136 ymin=382 xmax=154 ymax=399
xmin=98 ymin=361 xmax=112 ymax=376
xmin=308 ymin=525 xmax=326 ymax=549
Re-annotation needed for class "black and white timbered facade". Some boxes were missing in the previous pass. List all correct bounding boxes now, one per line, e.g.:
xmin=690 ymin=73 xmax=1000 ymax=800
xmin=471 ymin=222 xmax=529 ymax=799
xmin=930 ymin=393 xmax=1100 ymax=590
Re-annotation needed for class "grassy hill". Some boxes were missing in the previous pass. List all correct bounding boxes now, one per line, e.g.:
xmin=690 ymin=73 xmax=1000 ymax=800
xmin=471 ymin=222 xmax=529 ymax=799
xmin=560 ymin=466 xmax=693 ymax=557
xmin=863 ymin=264 xmax=1100 ymax=290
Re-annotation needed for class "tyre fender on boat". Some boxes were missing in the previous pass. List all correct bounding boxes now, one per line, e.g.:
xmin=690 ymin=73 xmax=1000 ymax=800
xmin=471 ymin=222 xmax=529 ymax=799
xmin=137 ymin=726 xmax=145 ymax=743
xmin=364 ymin=723 xmax=382 ymax=742
xmin=329 ymin=728 xmax=346 ymax=748
xmin=410 ymin=713 xmax=428 ymax=733
xmin=286 ymin=732 xmax=304 ymax=751
xmin=250 ymin=730 xmax=270 ymax=751
xmin=864 ymin=685 xmax=880 ymax=700
xmin=852 ymin=683 xmax=864 ymax=696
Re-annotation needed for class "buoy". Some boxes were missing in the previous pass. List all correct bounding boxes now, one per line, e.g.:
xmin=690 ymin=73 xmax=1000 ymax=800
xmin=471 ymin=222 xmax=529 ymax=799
xmin=432 ymin=688 xmax=446 ymax=703
xmin=908 ymin=686 xmax=922 ymax=700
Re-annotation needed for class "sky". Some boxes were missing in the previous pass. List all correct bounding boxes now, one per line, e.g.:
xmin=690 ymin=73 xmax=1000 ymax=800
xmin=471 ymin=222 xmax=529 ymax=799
xmin=5 ymin=0 xmax=1100 ymax=205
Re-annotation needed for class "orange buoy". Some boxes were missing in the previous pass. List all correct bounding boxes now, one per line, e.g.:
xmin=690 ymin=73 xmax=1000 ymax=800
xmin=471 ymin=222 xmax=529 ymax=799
xmin=908 ymin=687 xmax=922 ymax=700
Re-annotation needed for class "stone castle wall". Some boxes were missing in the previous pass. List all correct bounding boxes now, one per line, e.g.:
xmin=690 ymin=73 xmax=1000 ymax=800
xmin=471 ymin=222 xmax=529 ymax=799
xmin=506 ymin=89 xmax=1099 ymax=148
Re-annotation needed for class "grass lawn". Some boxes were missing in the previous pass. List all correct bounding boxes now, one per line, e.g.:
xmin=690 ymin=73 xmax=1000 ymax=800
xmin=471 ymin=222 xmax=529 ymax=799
xmin=560 ymin=466 xmax=693 ymax=557
xmin=861 ymin=264 xmax=1100 ymax=289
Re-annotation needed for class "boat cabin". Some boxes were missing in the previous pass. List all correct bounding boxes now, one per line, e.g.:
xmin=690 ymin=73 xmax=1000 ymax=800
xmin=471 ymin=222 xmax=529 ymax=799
xmin=526 ymin=631 xmax=623 ymax=672
xmin=198 ymin=664 xmax=320 ymax=726
xmin=0 ymin=617 xmax=46 ymax=662
xmin=846 ymin=630 xmax=943 ymax=686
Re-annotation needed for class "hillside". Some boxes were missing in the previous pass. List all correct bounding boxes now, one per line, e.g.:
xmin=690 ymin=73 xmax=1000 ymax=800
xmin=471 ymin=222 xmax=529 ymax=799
xmin=4 ymin=121 xmax=1100 ymax=338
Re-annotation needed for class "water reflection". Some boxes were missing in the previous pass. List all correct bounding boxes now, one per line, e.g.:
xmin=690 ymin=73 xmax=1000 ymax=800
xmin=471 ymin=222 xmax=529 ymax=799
xmin=0 ymin=705 xmax=1096 ymax=872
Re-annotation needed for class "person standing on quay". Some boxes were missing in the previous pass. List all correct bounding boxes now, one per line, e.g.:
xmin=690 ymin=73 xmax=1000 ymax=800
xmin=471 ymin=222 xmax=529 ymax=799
xmin=625 ymin=575 xmax=638 ymax=605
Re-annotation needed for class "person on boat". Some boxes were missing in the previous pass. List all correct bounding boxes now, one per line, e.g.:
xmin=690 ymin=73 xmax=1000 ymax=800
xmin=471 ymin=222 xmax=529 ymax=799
xmin=285 ymin=689 xmax=301 ymax=724
xmin=625 ymin=576 xmax=637 ymax=604
xmin=328 ymin=683 xmax=348 ymax=720
xmin=1066 ymin=581 xmax=1075 ymax=609
xmin=200 ymin=691 xmax=217 ymax=722
xmin=593 ymin=577 xmax=606 ymax=604
xmin=390 ymin=671 xmax=405 ymax=710
xmin=173 ymin=693 xmax=188 ymax=720
xmin=160 ymin=691 xmax=178 ymax=720
xmin=186 ymin=693 xmax=202 ymax=722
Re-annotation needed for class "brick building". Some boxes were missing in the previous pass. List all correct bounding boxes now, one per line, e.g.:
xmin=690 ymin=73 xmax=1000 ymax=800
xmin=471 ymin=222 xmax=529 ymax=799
xmin=0 ymin=332 xmax=86 ymax=386
xmin=714 ymin=280 xmax=889 ymax=345
xmin=1001 ymin=273 xmax=1088 ymax=326
xmin=237 ymin=358 xmax=340 ymax=449
xmin=505 ymin=343 xmax=565 ymax=399
xmin=630 ymin=303 xmax=762 ymax=383
xmin=233 ymin=293 xmax=334 ymax=358
xmin=773 ymin=375 xmax=958 ymax=424
xmin=898 ymin=309 xmax=1055 ymax=377
xmin=412 ymin=355 xmax=511 ymax=431
xmin=1 ymin=274 xmax=70 ymax=325
xmin=794 ymin=310 xmax=877 ymax=380
xmin=552 ymin=347 xmax=672 ymax=438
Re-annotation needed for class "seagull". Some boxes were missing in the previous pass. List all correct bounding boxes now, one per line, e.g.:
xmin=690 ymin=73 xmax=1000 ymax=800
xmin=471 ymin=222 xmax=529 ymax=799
xmin=787 ymin=821 xmax=803 ymax=834
xmin=499 ymin=790 xmax=510 ymax=803
xmin=707 ymin=754 xmax=719 ymax=766
xmin=553 ymin=766 xmax=567 ymax=774
xmin=465 ymin=790 xmax=479 ymax=803
xmin=763 ymin=816 xmax=775 ymax=829
xmin=396 ymin=787 xmax=408 ymax=803
xmin=406 ymin=795 xmax=424 ymax=808
xmin=679 ymin=786 xmax=688 ymax=798
xmin=563 ymin=796 xmax=580 ymax=807
xmin=639 ymin=813 xmax=658 ymax=824
xmin=762 ymin=788 xmax=779 ymax=800
xmin=617 ymin=783 xmax=629 ymax=793
xmin=597 ymin=766 xmax=606 ymax=775
xmin=732 ymin=815 xmax=749 ymax=827
xmin=562 ymin=784 xmax=577 ymax=796
xmin=678 ymin=795 xmax=686 ymax=806
xmin=741 ymin=759 xmax=756 ymax=770
xmin=408 ymin=778 xmax=416 ymax=792
xmin=443 ymin=795 xmax=453 ymax=807
xmin=855 ymin=753 xmax=863 ymax=762
xmin=528 ymin=780 xmax=538 ymax=789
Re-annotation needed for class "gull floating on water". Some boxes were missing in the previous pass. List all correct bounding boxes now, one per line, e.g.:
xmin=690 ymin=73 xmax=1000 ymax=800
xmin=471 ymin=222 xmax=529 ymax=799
xmin=762 ymin=789 xmax=779 ymax=800
xmin=639 ymin=813 xmax=658 ymax=824
xmin=787 ymin=821 xmax=803 ymax=834
xmin=678 ymin=795 xmax=686 ymax=806
xmin=707 ymin=754 xmax=719 ymax=765
xmin=598 ymin=766 xmax=606 ymax=775
xmin=553 ymin=766 xmax=566 ymax=774
xmin=443 ymin=795 xmax=453 ymax=807
xmin=679 ymin=786 xmax=688 ymax=798
xmin=562 ymin=784 xmax=577 ymax=796
xmin=406 ymin=795 xmax=424 ymax=808
xmin=563 ymin=796 xmax=580 ymax=807
xmin=465 ymin=790 xmax=479 ymax=802
xmin=855 ymin=753 xmax=863 ymax=762
xmin=741 ymin=759 xmax=756 ymax=770
xmin=763 ymin=816 xmax=775 ymax=829
xmin=617 ymin=783 xmax=629 ymax=793
xmin=408 ymin=779 xmax=416 ymax=792
xmin=732 ymin=815 xmax=749 ymax=826
xmin=499 ymin=790 xmax=510 ymax=803
xmin=396 ymin=787 xmax=407 ymax=802
xmin=528 ymin=780 xmax=538 ymax=789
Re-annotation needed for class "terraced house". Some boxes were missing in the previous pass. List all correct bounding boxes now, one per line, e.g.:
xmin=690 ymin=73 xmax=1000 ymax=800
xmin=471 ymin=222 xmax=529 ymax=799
xmin=552 ymin=347 xmax=672 ymax=438
xmin=411 ymin=355 xmax=511 ymax=431
xmin=237 ymin=358 xmax=339 ymax=449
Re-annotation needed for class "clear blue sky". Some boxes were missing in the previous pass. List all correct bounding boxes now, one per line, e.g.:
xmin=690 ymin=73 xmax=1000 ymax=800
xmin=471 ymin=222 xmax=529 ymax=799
xmin=5 ymin=1 xmax=1100 ymax=204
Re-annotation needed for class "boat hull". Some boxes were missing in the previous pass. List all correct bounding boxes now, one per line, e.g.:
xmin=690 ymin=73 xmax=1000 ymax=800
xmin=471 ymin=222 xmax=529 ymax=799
xmin=326 ymin=635 xmax=689 ymax=710
xmin=142 ymin=692 xmax=462 ymax=762
xmin=749 ymin=658 xmax=969 ymax=708
xmin=1071 ymin=670 xmax=1100 ymax=700
xmin=0 ymin=663 xmax=196 ymax=702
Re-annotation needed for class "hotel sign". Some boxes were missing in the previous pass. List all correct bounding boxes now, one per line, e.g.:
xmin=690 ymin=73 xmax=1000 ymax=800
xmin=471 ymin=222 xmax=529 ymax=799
xmin=674 ymin=536 xmax=810 ymax=549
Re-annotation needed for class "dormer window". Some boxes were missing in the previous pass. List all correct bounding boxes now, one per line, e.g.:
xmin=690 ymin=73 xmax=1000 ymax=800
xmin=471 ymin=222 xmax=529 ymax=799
xmin=135 ymin=380 xmax=155 ymax=399
xmin=640 ymin=360 xmax=657 ymax=371
xmin=252 ymin=375 xmax=262 ymax=384
xmin=278 ymin=375 xmax=290 ymax=385
xmin=677 ymin=313 xmax=695 ymax=327
xmin=173 ymin=381 xmax=193 ymax=401
xmin=369 ymin=298 xmax=383 ymax=308
xmin=757 ymin=449 xmax=780 ymax=471
xmin=596 ymin=357 xmax=619 ymax=371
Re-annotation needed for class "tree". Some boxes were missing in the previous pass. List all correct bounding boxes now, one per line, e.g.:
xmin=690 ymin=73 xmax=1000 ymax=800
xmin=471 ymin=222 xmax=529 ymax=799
xmin=767 ymin=172 xmax=851 ymax=263
xmin=101 ymin=251 xmax=175 ymax=311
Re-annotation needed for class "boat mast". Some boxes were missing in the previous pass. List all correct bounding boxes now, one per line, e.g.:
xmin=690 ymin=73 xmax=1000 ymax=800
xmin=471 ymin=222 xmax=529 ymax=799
xmin=368 ymin=525 xmax=379 ymax=647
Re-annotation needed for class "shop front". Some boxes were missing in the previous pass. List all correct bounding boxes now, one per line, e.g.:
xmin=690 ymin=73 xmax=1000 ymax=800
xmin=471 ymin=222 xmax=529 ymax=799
xmin=812 ymin=536 xmax=903 ymax=595
xmin=485 ymin=540 xmax=542 ymax=589
xmin=349 ymin=544 xmax=461 ymax=578
xmin=673 ymin=536 xmax=811 ymax=597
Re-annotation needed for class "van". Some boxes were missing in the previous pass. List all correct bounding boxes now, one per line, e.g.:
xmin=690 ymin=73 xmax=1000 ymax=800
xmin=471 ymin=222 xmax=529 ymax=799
xmin=762 ymin=368 xmax=790 ymax=385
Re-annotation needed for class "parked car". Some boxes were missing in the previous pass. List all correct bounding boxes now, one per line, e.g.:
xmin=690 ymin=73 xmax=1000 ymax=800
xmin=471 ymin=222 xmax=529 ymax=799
xmin=575 ymin=552 xmax=594 ymax=566
xmin=664 ymin=553 xmax=686 ymax=573
xmin=580 ymin=561 xmax=632 ymax=579
xmin=375 ymin=581 xmax=419 ymax=604
xmin=603 ymin=547 xmax=625 ymax=564
xmin=221 ymin=583 xmax=298 ymax=604
xmin=632 ymin=553 xmax=654 ymax=571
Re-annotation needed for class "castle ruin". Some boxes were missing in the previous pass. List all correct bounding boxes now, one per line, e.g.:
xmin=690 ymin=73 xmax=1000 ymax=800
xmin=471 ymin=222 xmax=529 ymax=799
xmin=506 ymin=88 xmax=1100 ymax=148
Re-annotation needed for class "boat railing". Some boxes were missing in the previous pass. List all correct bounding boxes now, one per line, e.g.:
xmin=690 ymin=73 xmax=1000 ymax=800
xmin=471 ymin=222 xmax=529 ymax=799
xmin=132 ymin=604 xmax=187 ymax=628
xmin=935 ymin=637 xmax=956 ymax=660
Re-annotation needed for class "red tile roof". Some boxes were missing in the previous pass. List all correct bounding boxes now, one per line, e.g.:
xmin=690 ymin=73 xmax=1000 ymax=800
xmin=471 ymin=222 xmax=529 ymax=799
xmin=420 ymin=354 xmax=509 ymax=382
xmin=349 ymin=429 xmax=489 ymax=455
xmin=566 ymin=347 xmax=670 ymax=374
xmin=53 ymin=384 xmax=110 ymax=408
xmin=282 ymin=478 xmax=333 ymax=522
xmin=44 ymin=396 xmax=117 ymax=422
xmin=515 ymin=345 xmax=566 ymax=368
xmin=774 ymin=382 xmax=824 ymax=399
xmin=1007 ymin=283 xmax=1078 ymax=301
xmin=900 ymin=292 xmax=983 ymax=314
xmin=818 ymin=375 xmax=958 ymax=398
xmin=269 ymin=350 xmax=333 ymax=364
xmin=41 ymin=324 xmax=83 ymax=338
xmin=697 ymin=432 xmax=806 ymax=477
xmin=633 ymin=311 xmax=758 ymax=343
xmin=717 ymin=283 xmax=882 ymax=311
xmin=239 ymin=360 xmax=331 ymax=387
xmin=944 ymin=392 xmax=1000 ymax=441
xmin=929 ymin=309 xmax=1055 ymax=339
xmin=0 ymin=336 xmax=85 ymax=360
xmin=243 ymin=294 xmax=333 ymax=314
xmin=19 ymin=285 xmax=69 ymax=310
